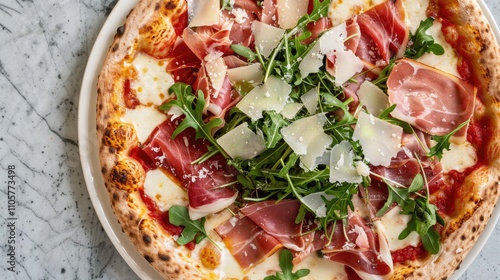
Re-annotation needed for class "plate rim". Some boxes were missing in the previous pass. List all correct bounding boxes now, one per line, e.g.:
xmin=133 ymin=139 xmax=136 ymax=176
xmin=77 ymin=0 xmax=161 ymax=279
xmin=77 ymin=1 xmax=500 ymax=279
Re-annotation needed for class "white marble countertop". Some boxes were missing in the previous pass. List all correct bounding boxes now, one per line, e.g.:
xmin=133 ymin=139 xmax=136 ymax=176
xmin=0 ymin=0 xmax=499 ymax=279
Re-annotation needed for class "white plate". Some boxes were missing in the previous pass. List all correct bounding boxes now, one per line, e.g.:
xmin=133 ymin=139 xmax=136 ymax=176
xmin=78 ymin=0 xmax=161 ymax=279
xmin=78 ymin=1 xmax=500 ymax=279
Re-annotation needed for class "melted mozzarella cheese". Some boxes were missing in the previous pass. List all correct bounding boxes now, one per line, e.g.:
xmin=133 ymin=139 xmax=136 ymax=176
xmin=441 ymin=141 xmax=478 ymax=173
xmin=131 ymin=53 xmax=174 ymax=106
xmin=143 ymin=169 xmax=187 ymax=212
xmin=353 ymin=112 xmax=403 ymax=167
xmin=375 ymin=206 xmax=421 ymax=251
xmin=217 ymin=123 xmax=266 ymax=160
xmin=417 ymin=21 xmax=460 ymax=77
xmin=328 ymin=0 xmax=385 ymax=26
xmin=122 ymin=105 xmax=167 ymax=143
xmin=403 ymin=0 xmax=459 ymax=76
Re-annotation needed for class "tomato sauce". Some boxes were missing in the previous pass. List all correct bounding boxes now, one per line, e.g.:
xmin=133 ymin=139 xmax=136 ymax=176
xmin=139 ymin=188 xmax=195 ymax=250
xmin=123 ymin=79 xmax=140 ymax=109
xmin=391 ymin=244 xmax=427 ymax=264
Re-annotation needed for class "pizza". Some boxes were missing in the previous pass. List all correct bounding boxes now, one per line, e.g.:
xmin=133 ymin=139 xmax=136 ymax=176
xmin=95 ymin=0 xmax=500 ymax=279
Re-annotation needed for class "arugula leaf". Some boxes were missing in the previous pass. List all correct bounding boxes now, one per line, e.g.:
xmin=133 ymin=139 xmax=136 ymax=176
xmin=378 ymin=104 xmax=414 ymax=133
xmin=168 ymin=205 xmax=220 ymax=249
xmin=399 ymin=197 xmax=442 ymax=254
xmin=375 ymin=174 xmax=443 ymax=255
xmin=427 ymin=120 xmax=470 ymax=160
xmin=261 ymin=111 xmax=290 ymax=149
xmin=264 ymin=249 xmax=310 ymax=280
xmin=377 ymin=182 xmax=415 ymax=217
xmin=405 ymin=18 xmax=445 ymax=59
xmin=160 ymin=83 xmax=227 ymax=158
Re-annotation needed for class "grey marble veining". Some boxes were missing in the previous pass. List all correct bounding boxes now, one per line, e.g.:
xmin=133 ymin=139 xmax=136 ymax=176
xmin=0 ymin=0 xmax=499 ymax=279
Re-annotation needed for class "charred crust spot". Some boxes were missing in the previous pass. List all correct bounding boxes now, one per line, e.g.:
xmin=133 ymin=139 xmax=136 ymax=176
xmin=144 ymin=255 xmax=154 ymax=263
xmin=116 ymin=25 xmax=125 ymax=36
xmin=158 ymin=253 xmax=170 ymax=261
xmin=109 ymin=160 xmax=142 ymax=192
xmin=155 ymin=3 xmax=161 ymax=10
xmin=101 ymin=167 xmax=107 ymax=174
xmin=113 ymin=193 xmax=119 ymax=201
xmin=472 ymin=225 xmax=477 ymax=232
xmin=461 ymin=234 xmax=466 ymax=241
xmin=142 ymin=234 xmax=152 ymax=245
xmin=166 ymin=1 xmax=176 ymax=9
xmin=416 ymin=272 xmax=423 ymax=277
xmin=102 ymin=122 xmax=136 ymax=152
xmin=129 ymin=212 xmax=136 ymax=221
xmin=480 ymin=215 xmax=485 ymax=222
xmin=174 ymin=269 xmax=180 ymax=274
xmin=112 ymin=43 xmax=119 ymax=52
xmin=113 ymin=169 xmax=128 ymax=184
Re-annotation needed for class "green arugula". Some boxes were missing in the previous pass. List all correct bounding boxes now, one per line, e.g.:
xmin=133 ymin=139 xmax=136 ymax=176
xmin=373 ymin=18 xmax=445 ymax=91
xmin=159 ymin=83 xmax=227 ymax=158
xmin=168 ymin=205 xmax=221 ymax=249
xmin=161 ymin=2 xmax=453 ymax=257
xmin=405 ymin=18 xmax=445 ymax=59
xmin=263 ymin=249 xmax=310 ymax=280
xmin=427 ymin=120 xmax=470 ymax=160
xmin=376 ymin=174 xmax=444 ymax=254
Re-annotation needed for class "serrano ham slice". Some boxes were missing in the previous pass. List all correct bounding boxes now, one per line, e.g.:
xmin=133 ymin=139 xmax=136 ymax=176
xmin=351 ymin=0 xmax=409 ymax=68
xmin=240 ymin=200 xmax=312 ymax=251
xmin=142 ymin=120 xmax=238 ymax=220
xmin=387 ymin=58 xmax=476 ymax=141
xmin=323 ymin=213 xmax=393 ymax=279
xmin=214 ymin=216 xmax=283 ymax=269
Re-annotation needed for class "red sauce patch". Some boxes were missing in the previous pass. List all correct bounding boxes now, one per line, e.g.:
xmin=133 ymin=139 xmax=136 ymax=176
xmin=139 ymin=188 xmax=195 ymax=250
xmin=123 ymin=79 xmax=140 ymax=109
xmin=391 ymin=244 xmax=427 ymax=264
xmin=173 ymin=9 xmax=188 ymax=36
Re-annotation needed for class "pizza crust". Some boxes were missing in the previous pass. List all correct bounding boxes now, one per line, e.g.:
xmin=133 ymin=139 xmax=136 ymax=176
xmin=95 ymin=0 xmax=500 ymax=279
xmin=392 ymin=0 xmax=500 ymax=278
xmin=96 ymin=0 xmax=219 ymax=279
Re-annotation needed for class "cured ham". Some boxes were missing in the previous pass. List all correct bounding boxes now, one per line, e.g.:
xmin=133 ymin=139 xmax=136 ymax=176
xmin=370 ymin=131 xmax=444 ymax=190
xmin=387 ymin=58 xmax=476 ymax=141
xmin=325 ymin=0 xmax=409 ymax=110
xmin=352 ymin=0 xmax=409 ymax=68
xmin=142 ymin=120 xmax=238 ymax=220
xmin=323 ymin=213 xmax=393 ymax=279
xmin=240 ymin=200 xmax=312 ymax=251
xmin=214 ymin=216 xmax=283 ymax=269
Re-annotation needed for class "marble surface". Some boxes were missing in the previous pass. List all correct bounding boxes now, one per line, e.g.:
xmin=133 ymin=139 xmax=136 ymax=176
xmin=0 ymin=0 xmax=499 ymax=279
